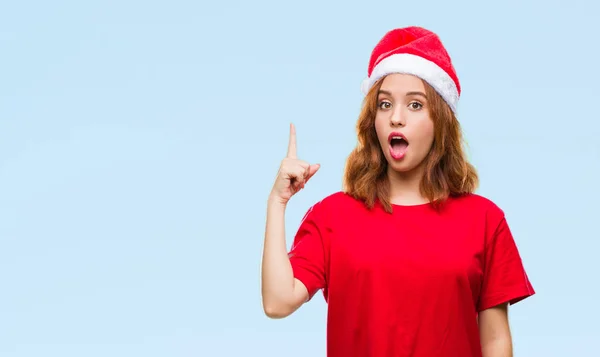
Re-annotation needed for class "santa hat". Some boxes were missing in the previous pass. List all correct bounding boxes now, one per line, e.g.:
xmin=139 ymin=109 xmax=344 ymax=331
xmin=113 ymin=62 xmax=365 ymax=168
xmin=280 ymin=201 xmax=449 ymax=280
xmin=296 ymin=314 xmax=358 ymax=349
xmin=361 ymin=26 xmax=461 ymax=114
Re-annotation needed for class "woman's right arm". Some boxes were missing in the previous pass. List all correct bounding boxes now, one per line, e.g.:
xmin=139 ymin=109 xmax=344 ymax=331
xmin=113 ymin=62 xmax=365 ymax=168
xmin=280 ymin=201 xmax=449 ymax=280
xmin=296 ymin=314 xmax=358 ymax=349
xmin=261 ymin=197 xmax=309 ymax=318
xmin=261 ymin=124 xmax=320 ymax=318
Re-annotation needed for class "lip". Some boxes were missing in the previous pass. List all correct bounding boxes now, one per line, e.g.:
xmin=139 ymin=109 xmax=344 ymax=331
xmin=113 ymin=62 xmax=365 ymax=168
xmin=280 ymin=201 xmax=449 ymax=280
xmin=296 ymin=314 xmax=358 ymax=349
xmin=388 ymin=132 xmax=407 ymax=143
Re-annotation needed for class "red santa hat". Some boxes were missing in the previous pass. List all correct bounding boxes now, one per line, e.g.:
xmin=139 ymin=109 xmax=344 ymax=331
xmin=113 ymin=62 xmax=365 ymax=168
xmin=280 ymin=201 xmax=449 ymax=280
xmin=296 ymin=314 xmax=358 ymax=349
xmin=361 ymin=26 xmax=461 ymax=114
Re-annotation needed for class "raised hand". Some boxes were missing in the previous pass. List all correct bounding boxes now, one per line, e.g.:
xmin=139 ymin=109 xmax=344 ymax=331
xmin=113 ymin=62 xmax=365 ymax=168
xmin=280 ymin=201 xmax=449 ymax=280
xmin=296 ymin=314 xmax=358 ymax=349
xmin=269 ymin=123 xmax=320 ymax=205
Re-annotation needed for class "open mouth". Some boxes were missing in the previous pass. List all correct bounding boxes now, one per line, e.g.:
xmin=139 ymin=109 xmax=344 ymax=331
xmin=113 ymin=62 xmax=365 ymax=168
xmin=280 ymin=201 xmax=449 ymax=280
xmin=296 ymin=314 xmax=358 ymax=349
xmin=389 ymin=134 xmax=409 ymax=159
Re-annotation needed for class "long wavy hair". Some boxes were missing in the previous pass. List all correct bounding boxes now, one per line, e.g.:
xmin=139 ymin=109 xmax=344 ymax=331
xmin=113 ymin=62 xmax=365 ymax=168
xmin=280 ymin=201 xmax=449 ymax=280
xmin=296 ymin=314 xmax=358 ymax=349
xmin=343 ymin=76 xmax=478 ymax=213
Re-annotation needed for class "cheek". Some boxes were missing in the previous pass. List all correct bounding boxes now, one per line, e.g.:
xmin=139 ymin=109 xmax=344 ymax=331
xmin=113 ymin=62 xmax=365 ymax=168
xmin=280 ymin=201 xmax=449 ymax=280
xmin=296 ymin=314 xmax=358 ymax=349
xmin=423 ymin=122 xmax=435 ymax=146
xmin=413 ymin=120 xmax=435 ymax=150
xmin=374 ymin=114 xmax=387 ymax=143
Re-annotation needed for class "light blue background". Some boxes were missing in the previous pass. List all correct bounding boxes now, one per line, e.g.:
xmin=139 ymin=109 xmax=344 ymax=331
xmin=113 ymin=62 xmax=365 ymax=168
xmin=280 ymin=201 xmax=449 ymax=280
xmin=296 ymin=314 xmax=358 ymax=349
xmin=1 ymin=0 xmax=598 ymax=356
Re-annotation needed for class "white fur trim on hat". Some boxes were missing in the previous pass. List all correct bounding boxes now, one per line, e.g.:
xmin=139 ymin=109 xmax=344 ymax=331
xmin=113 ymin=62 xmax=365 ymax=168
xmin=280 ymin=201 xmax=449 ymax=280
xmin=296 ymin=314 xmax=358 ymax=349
xmin=361 ymin=53 xmax=459 ymax=114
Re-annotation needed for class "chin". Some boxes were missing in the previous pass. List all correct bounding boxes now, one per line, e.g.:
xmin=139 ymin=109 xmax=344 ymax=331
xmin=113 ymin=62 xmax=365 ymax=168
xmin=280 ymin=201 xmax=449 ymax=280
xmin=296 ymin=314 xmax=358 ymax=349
xmin=384 ymin=155 xmax=415 ymax=173
xmin=388 ymin=162 xmax=416 ymax=173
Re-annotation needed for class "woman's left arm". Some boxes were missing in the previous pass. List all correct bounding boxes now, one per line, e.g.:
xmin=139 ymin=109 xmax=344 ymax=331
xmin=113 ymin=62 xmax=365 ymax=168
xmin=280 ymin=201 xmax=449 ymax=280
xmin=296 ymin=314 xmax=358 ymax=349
xmin=479 ymin=303 xmax=512 ymax=357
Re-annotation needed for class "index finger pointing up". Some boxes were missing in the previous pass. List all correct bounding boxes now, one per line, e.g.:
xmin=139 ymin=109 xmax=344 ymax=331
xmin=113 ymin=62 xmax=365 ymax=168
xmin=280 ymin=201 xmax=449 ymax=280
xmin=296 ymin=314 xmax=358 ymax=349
xmin=287 ymin=123 xmax=297 ymax=158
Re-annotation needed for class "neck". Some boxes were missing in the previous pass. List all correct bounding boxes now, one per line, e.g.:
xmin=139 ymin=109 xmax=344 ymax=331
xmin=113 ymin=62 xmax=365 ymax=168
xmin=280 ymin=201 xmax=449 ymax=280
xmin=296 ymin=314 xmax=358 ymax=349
xmin=387 ymin=165 xmax=428 ymax=206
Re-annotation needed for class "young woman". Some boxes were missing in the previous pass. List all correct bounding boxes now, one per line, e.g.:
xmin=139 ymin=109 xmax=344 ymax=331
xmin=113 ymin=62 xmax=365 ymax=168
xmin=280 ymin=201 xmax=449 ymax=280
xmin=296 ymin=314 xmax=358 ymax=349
xmin=261 ymin=26 xmax=535 ymax=357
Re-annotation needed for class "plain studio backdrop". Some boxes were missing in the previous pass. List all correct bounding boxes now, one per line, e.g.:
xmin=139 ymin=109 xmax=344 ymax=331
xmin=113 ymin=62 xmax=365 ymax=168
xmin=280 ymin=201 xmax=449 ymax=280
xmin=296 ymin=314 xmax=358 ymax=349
xmin=1 ymin=0 xmax=598 ymax=356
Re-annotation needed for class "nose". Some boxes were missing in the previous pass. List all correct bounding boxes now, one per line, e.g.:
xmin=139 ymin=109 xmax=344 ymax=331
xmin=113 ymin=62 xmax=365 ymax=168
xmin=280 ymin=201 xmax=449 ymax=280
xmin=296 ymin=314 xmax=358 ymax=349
xmin=390 ymin=108 xmax=405 ymax=127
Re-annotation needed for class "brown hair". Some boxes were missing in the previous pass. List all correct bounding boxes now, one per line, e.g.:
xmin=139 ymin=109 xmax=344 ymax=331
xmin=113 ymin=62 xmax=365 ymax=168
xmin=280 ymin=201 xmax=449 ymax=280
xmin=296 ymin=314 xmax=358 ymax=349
xmin=342 ymin=76 xmax=478 ymax=213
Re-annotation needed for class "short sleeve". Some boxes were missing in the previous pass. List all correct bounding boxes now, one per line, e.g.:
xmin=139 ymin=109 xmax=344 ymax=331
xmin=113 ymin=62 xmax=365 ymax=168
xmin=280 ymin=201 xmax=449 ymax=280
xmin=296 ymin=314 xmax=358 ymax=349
xmin=477 ymin=216 xmax=535 ymax=312
xmin=288 ymin=202 xmax=327 ymax=300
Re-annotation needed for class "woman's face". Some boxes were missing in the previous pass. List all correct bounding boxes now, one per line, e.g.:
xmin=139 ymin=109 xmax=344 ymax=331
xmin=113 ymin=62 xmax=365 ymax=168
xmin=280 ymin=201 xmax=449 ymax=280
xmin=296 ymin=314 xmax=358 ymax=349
xmin=374 ymin=74 xmax=435 ymax=174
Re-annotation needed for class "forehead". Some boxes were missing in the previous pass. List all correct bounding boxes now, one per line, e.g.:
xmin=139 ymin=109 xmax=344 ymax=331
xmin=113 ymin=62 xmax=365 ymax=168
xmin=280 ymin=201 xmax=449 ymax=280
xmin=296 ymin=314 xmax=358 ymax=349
xmin=379 ymin=73 xmax=425 ymax=94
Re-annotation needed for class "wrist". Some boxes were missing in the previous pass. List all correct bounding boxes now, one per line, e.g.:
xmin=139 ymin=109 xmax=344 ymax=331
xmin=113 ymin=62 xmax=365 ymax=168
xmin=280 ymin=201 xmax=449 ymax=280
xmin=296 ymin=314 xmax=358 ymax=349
xmin=267 ymin=193 xmax=288 ymax=209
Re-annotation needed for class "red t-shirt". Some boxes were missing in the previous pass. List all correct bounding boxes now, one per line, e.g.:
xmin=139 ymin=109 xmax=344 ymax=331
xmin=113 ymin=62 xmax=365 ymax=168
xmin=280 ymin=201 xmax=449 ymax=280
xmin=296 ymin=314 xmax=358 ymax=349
xmin=288 ymin=191 xmax=535 ymax=357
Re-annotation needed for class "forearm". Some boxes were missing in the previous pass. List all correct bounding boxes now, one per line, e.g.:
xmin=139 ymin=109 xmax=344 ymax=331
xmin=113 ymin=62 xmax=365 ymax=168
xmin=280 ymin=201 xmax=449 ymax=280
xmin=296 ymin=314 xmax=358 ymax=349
xmin=481 ymin=336 xmax=512 ymax=357
xmin=261 ymin=197 xmax=299 ymax=316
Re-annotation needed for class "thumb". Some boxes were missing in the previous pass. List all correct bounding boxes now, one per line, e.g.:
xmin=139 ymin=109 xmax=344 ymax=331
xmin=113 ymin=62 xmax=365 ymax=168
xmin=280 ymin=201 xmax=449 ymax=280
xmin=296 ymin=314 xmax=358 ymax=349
xmin=305 ymin=164 xmax=320 ymax=182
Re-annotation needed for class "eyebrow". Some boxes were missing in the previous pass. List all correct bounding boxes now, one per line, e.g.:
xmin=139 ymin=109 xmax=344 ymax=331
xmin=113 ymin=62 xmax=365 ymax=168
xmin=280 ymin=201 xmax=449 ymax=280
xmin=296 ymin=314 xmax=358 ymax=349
xmin=378 ymin=90 xmax=427 ymax=98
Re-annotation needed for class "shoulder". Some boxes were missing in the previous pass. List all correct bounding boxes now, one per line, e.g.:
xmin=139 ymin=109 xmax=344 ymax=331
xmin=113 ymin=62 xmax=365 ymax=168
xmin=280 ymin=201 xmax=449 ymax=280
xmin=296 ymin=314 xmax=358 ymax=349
xmin=301 ymin=191 xmax=365 ymax=221
xmin=447 ymin=193 xmax=506 ymax=222
xmin=321 ymin=191 xmax=362 ymax=206
xmin=447 ymin=194 xmax=517 ymax=245
xmin=308 ymin=191 xmax=362 ymax=210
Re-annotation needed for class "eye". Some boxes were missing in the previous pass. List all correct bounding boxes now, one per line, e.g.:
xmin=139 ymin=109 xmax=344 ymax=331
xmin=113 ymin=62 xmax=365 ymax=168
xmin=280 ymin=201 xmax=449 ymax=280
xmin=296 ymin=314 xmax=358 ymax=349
xmin=378 ymin=100 xmax=392 ymax=110
xmin=408 ymin=101 xmax=423 ymax=110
